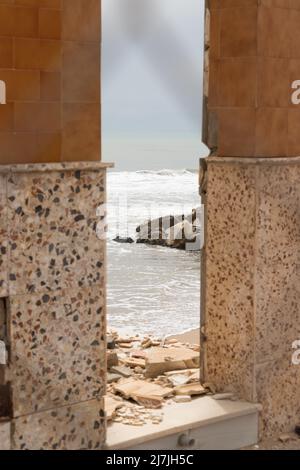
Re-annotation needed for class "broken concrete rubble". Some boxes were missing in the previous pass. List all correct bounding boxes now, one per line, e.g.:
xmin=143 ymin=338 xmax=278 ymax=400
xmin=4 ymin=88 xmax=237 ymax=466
xmin=114 ymin=379 xmax=173 ymax=409
xmin=110 ymin=365 xmax=132 ymax=378
xmin=105 ymin=396 xmax=123 ymax=421
xmin=107 ymin=373 xmax=122 ymax=384
xmin=105 ymin=330 xmax=214 ymax=427
xmin=107 ymin=351 xmax=119 ymax=369
xmin=173 ymin=395 xmax=192 ymax=403
xmin=144 ymin=346 xmax=200 ymax=378
xmin=174 ymin=383 xmax=206 ymax=396
xmin=125 ymin=358 xmax=146 ymax=369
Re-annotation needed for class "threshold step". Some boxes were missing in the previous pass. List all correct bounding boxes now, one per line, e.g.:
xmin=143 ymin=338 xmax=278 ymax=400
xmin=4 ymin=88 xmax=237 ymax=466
xmin=106 ymin=396 xmax=259 ymax=450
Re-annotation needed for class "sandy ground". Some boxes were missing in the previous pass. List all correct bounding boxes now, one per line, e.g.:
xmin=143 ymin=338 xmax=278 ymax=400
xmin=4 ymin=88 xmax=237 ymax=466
xmin=245 ymin=433 xmax=300 ymax=450
xmin=166 ymin=328 xmax=200 ymax=345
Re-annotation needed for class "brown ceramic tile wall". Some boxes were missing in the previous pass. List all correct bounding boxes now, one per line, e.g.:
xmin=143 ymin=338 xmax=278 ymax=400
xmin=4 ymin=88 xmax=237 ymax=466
xmin=207 ymin=0 xmax=300 ymax=157
xmin=0 ymin=0 xmax=101 ymax=164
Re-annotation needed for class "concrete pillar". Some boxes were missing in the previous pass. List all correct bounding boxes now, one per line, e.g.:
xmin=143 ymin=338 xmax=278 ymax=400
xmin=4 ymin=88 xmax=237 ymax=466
xmin=203 ymin=1 xmax=300 ymax=436
xmin=0 ymin=0 xmax=108 ymax=449
xmin=0 ymin=162 xmax=110 ymax=449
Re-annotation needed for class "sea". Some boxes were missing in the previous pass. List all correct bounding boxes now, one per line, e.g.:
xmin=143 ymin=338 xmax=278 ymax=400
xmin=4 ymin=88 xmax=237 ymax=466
xmin=106 ymin=169 xmax=201 ymax=337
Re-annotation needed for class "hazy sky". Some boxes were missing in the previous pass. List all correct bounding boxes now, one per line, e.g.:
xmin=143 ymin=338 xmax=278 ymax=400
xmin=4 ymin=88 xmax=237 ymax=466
xmin=102 ymin=0 xmax=208 ymax=170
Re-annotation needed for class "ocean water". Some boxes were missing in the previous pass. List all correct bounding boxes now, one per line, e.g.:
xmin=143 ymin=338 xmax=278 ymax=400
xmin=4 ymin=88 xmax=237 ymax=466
xmin=107 ymin=170 xmax=201 ymax=337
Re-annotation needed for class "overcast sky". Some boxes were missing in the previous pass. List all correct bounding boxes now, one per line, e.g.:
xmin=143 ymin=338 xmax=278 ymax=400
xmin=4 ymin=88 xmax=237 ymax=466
xmin=102 ymin=0 xmax=208 ymax=170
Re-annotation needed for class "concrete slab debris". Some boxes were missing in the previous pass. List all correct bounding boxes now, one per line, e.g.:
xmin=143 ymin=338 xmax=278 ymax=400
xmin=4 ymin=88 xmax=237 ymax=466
xmin=105 ymin=331 xmax=210 ymax=427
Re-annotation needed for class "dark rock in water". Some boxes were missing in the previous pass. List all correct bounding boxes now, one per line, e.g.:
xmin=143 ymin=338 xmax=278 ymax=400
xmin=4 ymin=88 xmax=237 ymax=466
xmin=136 ymin=209 xmax=202 ymax=251
xmin=113 ymin=236 xmax=134 ymax=244
xmin=136 ymin=214 xmax=183 ymax=237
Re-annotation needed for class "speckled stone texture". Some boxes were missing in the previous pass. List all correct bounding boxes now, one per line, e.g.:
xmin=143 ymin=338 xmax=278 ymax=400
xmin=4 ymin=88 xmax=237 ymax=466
xmin=0 ymin=175 xmax=8 ymax=297
xmin=0 ymin=162 xmax=111 ymax=449
xmin=9 ymin=287 xmax=106 ymax=417
xmin=6 ymin=167 xmax=106 ymax=296
xmin=12 ymin=399 xmax=105 ymax=450
xmin=0 ymin=421 xmax=10 ymax=450
xmin=203 ymin=156 xmax=300 ymax=437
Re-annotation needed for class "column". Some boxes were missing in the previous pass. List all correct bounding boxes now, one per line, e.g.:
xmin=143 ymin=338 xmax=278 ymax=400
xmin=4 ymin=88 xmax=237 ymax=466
xmin=0 ymin=162 xmax=111 ymax=450
xmin=203 ymin=0 xmax=300 ymax=436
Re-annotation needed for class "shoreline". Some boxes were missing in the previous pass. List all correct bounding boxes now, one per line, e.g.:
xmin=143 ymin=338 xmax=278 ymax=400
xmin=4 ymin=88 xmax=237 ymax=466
xmin=166 ymin=328 xmax=200 ymax=346
xmin=107 ymin=325 xmax=200 ymax=346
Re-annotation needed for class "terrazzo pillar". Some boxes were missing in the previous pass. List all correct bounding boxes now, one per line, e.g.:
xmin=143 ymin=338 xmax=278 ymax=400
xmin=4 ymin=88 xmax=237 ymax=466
xmin=0 ymin=1 xmax=110 ymax=450
xmin=0 ymin=162 xmax=111 ymax=450
xmin=202 ymin=1 xmax=300 ymax=436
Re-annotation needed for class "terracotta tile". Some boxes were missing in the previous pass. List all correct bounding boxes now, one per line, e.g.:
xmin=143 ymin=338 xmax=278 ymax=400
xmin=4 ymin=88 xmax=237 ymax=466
xmin=210 ymin=8 xmax=220 ymax=59
xmin=62 ymin=0 xmax=100 ymax=42
xmin=257 ymin=57 xmax=290 ymax=107
xmin=288 ymin=108 xmax=300 ymax=155
xmin=289 ymin=59 xmax=300 ymax=107
xmin=0 ymin=70 xmax=40 ymax=101
xmin=258 ymin=6 xmax=290 ymax=58
xmin=14 ymin=6 xmax=39 ymax=38
xmin=14 ymin=132 xmax=38 ymax=163
xmin=220 ymin=0 xmax=257 ymax=6
xmin=208 ymin=59 xmax=219 ymax=107
xmin=0 ymin=5 xmax=15 ymax=36
xmin=290 ymin=10 xmax=300 ymax=58
xmin=62 ymin=41 xmax=100 ymax=102
xmin=36 ymin=132 xmax=61 ymax=162
xmin=0 ymin=133 xmax=15 ymax=164
xmin=0 ymin=0 xmax=102 ymax=165
xmin=0 ymin=132 xmax=40 ymax=165
xmin=260 ymin=0 xmax=290 ymax=7
xmin=14 ymin=38 xmax=62 ymax=72
xmin=39 ymin=8 xmax=61 ymax=40
xmin=255 ymin=108 xmax=288 ymax=156
xmin=218 ymin=58 xmax=257 ymax=107
xmin=0 ymin=38 xmax=13 ymax=68
xmin=14 ymin=102 xmax=61 ymax=132
xmin=15 ymin=1 xmax=61 ymax=7
xmin=290 ymin=0 xmax=300 ymax=9
xmin=218 ymin=107 xmax=256 ymax=156
xmin=0 ymin=102 xmax=14 ymax=131
xmin=40 ymin=72 xmax=61 ymax=101
xmin=206 ymin=108 xmax=219 ymax=151
xmin=39 ymin=40 xmax=62 ymax=72
xmin=14 ymin=38 xmax=40 ymax=69
xmin=62 ymin=103 xmax=100 ymax=161
xmin=220 ymin=7 xmax=257 ymax=57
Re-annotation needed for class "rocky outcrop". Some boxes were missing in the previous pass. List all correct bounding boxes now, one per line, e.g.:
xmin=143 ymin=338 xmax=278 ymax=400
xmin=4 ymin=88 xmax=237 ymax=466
xmin=112 ymin=209 xmax=202 ymax=251
xmin=113 ymin=236 xmax=134 ymax=244
xmin=105 ymin=330 xmax=206 ymax=424
xmin=136 ymin=208 xmax=202 ymax=251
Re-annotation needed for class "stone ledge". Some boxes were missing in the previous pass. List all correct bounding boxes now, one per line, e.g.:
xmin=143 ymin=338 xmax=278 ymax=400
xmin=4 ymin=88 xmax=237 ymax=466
xmin=106 ymin=396 xmax=259 ymax=450
xmin=207 ymin=156 xmax=300 ymax=166
xmin=0 ymin=161 xmax=114 ymax=174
